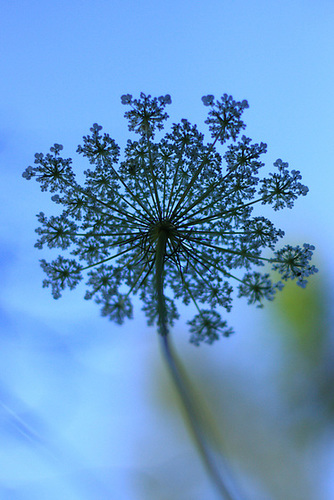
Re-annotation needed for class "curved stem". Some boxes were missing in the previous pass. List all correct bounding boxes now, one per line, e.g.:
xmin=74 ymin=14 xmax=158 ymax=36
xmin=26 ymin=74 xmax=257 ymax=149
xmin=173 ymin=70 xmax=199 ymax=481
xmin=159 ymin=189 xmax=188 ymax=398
xmin=155 ymin=232 xmax=240 ymax=500
xmin=160 ymin=334 xmax=240 ymax=500
xmin=155 ymin=230 xmax=168 ymax=336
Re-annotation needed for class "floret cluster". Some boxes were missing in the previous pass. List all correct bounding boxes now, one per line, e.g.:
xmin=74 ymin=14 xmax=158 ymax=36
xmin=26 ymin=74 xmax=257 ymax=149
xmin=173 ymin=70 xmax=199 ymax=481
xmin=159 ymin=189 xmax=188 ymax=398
xmin=23 ymin=93 xmax=317 ymax=344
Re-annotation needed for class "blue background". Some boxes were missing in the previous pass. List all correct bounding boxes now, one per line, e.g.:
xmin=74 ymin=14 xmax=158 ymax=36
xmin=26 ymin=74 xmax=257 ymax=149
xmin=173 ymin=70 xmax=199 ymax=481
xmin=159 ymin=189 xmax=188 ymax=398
xmin=1 ymin=1 xmax=333 ymax=498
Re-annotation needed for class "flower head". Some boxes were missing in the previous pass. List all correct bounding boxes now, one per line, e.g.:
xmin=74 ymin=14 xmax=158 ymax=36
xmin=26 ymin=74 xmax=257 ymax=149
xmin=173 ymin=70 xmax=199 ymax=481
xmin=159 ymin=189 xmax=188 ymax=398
xmin=23 ymin=93 xmax=317 ymax=345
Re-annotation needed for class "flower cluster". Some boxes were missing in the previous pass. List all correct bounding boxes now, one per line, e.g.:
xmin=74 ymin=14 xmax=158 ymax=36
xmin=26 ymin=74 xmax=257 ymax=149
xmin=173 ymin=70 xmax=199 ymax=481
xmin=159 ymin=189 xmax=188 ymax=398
xmin=23 ymin=93 xmax=317 ymax=345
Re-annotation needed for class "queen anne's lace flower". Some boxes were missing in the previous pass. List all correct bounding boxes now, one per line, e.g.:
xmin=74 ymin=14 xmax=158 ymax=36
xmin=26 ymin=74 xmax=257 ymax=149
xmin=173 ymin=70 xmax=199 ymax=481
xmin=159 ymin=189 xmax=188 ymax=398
xmin=259 ymin=159 xmax=309 ymax=210
xmin=188 ymin=310 xmax=233 ymax=345
xmin=40 ymin=256 xmax=82 ymax=299
xmin=23 ymin=93 xmax=317 ymax=345
xmin=271 ymin=243 xmax=317 ymax=288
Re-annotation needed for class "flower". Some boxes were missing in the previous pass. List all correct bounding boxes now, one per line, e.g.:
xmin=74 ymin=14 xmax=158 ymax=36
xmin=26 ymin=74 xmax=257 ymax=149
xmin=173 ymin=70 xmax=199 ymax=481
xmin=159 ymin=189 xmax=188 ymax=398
xmin=259 ymin=159 xmax=309 ymax=210
xmin=23 ymin=93 xmax=317 ymax=345
xmin=201 ymin=95 xmax=214 ymax=106
xmin=271 ymin=243 xmax=318 ymax=288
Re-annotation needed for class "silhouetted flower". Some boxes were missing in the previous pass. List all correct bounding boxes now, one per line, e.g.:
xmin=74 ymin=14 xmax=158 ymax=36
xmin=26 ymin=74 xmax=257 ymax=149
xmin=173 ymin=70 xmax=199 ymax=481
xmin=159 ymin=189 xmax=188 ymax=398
xmin=23 ymin=93 xmax=317 ymax=344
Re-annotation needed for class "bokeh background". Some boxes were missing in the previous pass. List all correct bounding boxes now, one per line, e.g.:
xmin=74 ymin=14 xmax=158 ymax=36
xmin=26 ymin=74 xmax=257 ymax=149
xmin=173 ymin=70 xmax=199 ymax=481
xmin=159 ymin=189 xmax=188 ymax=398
xmin=1 ymin=0 xmax=334 ymax=498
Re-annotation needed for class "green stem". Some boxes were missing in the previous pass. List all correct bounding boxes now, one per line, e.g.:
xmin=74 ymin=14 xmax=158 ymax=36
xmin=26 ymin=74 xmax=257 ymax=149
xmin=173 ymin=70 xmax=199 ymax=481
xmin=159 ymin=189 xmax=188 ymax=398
xmin=155 ymin=232 xmax=241 ymax=500
xmin=155 ymin=230 xmax=168 ymax=336
xmin=160 ymin=335 xmax=239 ymax=500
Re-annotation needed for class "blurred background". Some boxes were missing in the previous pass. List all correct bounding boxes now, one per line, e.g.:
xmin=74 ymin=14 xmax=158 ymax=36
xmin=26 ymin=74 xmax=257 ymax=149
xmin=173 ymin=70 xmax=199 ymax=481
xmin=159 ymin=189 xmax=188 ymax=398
xmin=1 ymin=0 xmax=333 ymax=498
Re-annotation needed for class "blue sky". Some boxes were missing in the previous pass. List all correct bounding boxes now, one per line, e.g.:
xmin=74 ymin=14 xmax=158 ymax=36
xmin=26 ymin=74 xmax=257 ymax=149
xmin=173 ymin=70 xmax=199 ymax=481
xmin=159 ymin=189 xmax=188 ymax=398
xmin=1 ymin=0 xmax=334 ymax=498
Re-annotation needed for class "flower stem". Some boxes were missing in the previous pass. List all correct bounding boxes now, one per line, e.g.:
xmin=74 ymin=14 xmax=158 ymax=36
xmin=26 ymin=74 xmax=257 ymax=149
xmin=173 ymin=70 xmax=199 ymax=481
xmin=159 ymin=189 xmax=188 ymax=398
xmin=160 ymin=334 xmax=240 ymax=500
xmin=155 ymin=232 xmax=241 ymax=500
xmin=155 ymin=230 xmax=168 ymax=336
